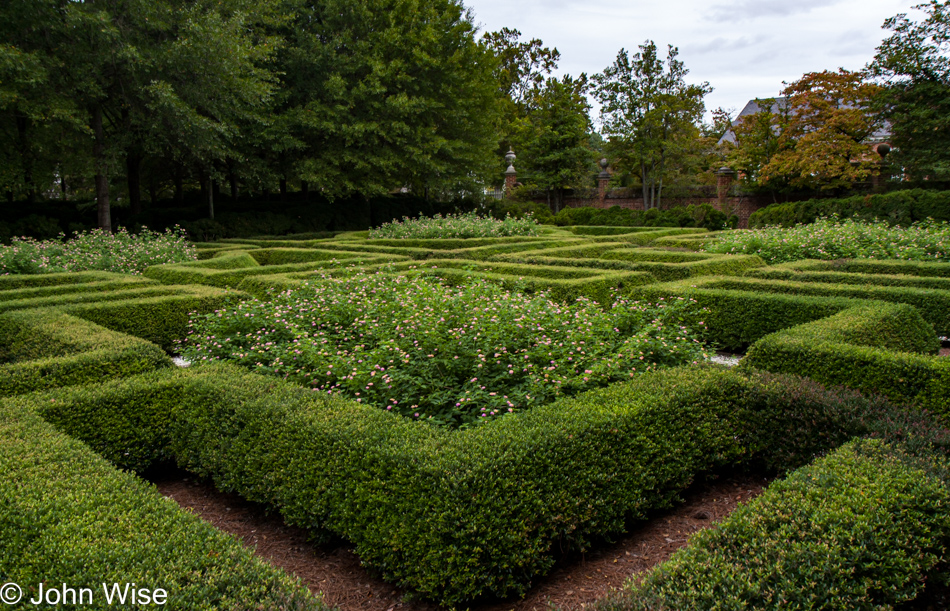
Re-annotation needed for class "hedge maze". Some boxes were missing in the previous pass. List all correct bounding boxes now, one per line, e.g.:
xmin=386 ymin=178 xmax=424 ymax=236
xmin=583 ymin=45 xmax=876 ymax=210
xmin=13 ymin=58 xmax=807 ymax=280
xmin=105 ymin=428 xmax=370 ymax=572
xmin=3 ymin=225 xmax=950 ymax=609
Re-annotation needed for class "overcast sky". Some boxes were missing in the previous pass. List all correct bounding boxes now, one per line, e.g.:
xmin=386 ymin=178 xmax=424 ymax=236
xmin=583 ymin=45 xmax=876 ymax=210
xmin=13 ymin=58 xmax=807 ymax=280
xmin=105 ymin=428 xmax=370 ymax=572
xmin=464 ymin=0 xmax=919 ymax=124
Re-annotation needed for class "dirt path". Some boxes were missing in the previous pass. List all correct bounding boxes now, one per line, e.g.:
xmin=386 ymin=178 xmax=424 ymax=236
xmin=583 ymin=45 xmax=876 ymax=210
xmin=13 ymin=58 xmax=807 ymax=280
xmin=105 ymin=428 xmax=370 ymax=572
xmin=153 ymin=472 xmax=768 ymax=611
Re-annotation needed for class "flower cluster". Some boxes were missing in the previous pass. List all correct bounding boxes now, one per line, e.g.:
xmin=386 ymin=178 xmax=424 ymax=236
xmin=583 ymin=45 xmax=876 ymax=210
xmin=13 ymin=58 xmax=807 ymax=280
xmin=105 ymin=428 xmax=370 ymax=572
xmin=181 ymin=272 xmax=707 ymax=428
xmin=369 ymin=211 xmax=541 ymax=239
xmin=704 ymin=217 xmax=950 ymax=264
xmin=0 ymin=226 xmax=196 ymax=275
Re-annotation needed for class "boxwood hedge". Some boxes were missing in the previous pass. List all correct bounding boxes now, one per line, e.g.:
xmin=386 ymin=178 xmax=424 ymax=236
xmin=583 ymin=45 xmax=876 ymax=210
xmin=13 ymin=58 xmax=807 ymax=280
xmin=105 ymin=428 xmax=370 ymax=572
xmin=0 ymin=398 xmax=329 ymax=610
xmin=595 ymin=439 xmax=950 ymax=611
xmin=18 ymin=363 xmax=950 ymax=606
xmin=0 ymin=309 xmax=170 ymax=397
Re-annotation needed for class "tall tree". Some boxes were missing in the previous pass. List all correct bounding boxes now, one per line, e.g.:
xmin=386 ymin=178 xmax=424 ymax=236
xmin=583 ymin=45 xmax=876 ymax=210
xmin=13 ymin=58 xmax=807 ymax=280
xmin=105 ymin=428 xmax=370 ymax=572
xmin=870 ymin=0 xmax=950 ymax=182
xmin=273 ymin=0 xmax=500 ymax=203
xmin=593 ymin=41 xmax=711 ymax=209
xmin=0 ymin=0 xmax=279 ymax=229
xmin=761 ymin=70 xmax=883 ymax=191
xmin=516 ymin=75 xmax=596 ymax=213
xmin=728 ymin=97 xmax=794 ymax=195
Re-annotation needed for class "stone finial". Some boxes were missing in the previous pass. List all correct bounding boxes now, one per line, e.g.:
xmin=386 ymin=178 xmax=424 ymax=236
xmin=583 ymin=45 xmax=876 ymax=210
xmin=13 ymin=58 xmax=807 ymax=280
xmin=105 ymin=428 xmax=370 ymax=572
xmin=505 ymin=150 xmax=517 ymax=175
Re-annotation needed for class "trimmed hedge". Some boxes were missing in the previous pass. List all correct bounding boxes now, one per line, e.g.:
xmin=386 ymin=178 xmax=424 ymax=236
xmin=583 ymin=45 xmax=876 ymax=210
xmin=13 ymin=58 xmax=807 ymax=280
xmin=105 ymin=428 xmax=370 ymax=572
xmin=62 ymin=287 xmax=242 ymax=351
xmin=0 ymin=270 xmax=128 ymax=291
xmin=0 ymin=309 xmax=170 ymax=397
xmin=747 ymin=268 xmax=950 ymax=290
xmin=748 ymin=188 xmax=950 ymax=228
xmin=0 ymin=284 xmax=207 ymax=315
xmin=765 ymin=257 xmax=950 ymax=278
xmin=402 ymin=266 xmax=656 ymax=303
xmin=144 ymin=256 xmax=398 ymax=288
xmin=248 ymin=247 xmax=356 ymax=266
xmin=629 ymin=278 xmax=867 ymax=350
xmin=596 ymin=439 xmax=950 ymax=611
xmin=0 ymin=398 xmax=329 ymax=610
xmin=702 ymin=276 xmax=950 ymax=336
xmin=651 ymin=232 xmax=722 ymax=250
xmin=0 ymin=276 xmax=158 ymax=302
xmin=22 ymin=364 xmax=950 ymax=606
xmin=743 ymin=304 xmax=949 ymax=417
xmin=589 ymin=228 xmax=709 ymax=246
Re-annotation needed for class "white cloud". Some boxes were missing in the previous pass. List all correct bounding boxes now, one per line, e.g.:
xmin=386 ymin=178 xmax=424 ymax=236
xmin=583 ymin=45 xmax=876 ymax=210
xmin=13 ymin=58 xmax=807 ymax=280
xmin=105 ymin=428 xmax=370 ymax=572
xmin=464 ymin=0 xmax=914 ymax=120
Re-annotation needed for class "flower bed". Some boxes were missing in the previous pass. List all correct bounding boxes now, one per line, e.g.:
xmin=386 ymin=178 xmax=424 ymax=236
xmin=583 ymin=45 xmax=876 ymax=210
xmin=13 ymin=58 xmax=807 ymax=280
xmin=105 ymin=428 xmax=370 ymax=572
xmin=0 ymin=226 xmax=196 ymax=275
xmin=181 ymin=272 xmax=707 ymax=427
xmin=703 ymin=217 xmax=950 ymax=264
xmin=369 ymin=211 xmax=541 ymax=239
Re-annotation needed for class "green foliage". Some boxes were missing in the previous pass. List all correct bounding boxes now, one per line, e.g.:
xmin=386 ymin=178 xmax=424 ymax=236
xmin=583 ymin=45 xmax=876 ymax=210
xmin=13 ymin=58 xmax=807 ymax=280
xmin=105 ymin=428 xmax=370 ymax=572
xmin=21 ymin=363 xmax=950 ymax=606
xmin=870 ymin=0 xmax=950 ymax=183
xmin=514 ymin=74 xmax=597 ymax=212
xmin=554 ymin=204 xmax=733 ymax=230
xmin=181 ymin=272 xmax=707 ymax=427
xmin=63 ymin=287 xmax=243 ymax=351
xmin=370 ymin=211 xmax=541 ymax=239
xmin=593 ymin=41 xmax=711 ymax=209
xmin=705 ymin=216 xmax=950 ymax=263
xmin=748 ymin=188 xmax=950 ymax=227
xmin=274 ymin=0 xmax=500 ymax=199
xmin=599 ymin=440 xmax=950 ymax=611
xmin=0 ymin=397 xmax=328 ymax=610
xmin=0 ymin=309 xmax=171 ymax=397
xmin=0 ymin=226 xmax=196 ymax=274
xmin=742 ymin=303 xmax=949 ymax=417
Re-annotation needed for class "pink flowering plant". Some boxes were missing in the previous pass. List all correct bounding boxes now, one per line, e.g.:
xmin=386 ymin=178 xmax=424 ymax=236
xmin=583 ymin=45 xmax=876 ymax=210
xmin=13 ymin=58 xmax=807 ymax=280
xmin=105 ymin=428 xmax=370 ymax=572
xmin=704 ymin=216 xmax=950 ymax=264
xmin=370 ymin=211 xmax=541 ymax=239
xmin=181 ymin=272 xmax=708 ymax=428
xmin=0 ymin=226 xmax=196 ymax=275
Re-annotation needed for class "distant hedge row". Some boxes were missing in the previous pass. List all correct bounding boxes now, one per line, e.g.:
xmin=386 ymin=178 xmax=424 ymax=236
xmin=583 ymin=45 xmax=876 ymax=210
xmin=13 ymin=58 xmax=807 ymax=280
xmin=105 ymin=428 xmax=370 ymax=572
xmin=553 ymin=204 xmax=736 ymax=231
xmin=749 ymin=188 xmax=950 ymax=227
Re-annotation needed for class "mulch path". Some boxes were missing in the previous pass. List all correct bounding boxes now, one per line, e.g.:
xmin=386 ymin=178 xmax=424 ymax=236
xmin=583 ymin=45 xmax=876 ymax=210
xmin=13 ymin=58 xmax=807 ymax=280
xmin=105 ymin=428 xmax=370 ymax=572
xmin=152 ymin=471 xmax=769 ymax=611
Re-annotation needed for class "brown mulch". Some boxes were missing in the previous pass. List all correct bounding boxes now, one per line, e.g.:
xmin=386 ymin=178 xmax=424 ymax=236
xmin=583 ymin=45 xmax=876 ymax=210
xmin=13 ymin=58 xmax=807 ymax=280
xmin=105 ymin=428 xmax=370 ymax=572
xmin=153 ymin=472 xmax=769 ymax=611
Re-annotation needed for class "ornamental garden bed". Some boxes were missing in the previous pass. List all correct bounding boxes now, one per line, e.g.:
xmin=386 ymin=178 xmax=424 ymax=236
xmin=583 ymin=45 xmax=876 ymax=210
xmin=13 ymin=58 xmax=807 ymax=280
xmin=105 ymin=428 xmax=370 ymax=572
xmin=2 ymin=220 xmax=950 ymax=610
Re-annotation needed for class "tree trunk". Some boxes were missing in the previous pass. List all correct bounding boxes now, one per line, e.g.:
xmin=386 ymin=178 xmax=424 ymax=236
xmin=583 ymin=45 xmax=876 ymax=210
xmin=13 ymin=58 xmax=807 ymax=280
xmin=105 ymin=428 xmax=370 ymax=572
xmin=301 ymin=180 xmax=309 ymax=203
xmin=15 ymin=114 xmax=35 ymax=204
xmin=174 ymin=168 xmax=184 ymax=205
xmin=641 ymin=163 xmax=650 ymax=210
xmin=279 ymin=177 xmax=287 ymax=202
xmin=229 ymin=166 xmax=238 ymax=202
xmin=126 ymin=149 xmax=142 ymax=215
xmin=208 ymin=177 xmax=215 ymax=220
xmin=6 ymin=191 xmax=13 ymax=204
xmin=91 ymin=104 xmax=111 ymax=231
xmin=148 ymin=175 xmax=157 ymax=207
xmin=60 ymin=174 xmax=67 ymax=201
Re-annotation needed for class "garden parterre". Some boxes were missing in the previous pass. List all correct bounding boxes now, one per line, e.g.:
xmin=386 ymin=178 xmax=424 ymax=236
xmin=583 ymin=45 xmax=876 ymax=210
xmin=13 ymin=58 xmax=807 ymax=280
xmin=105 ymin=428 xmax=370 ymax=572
xmin=3 ymin=222 xmax=950 ymax=608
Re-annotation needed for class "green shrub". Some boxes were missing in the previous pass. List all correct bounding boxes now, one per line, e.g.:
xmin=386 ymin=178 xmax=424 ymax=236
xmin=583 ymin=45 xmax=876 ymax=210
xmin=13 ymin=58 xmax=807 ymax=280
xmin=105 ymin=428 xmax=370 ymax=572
xmin=748 ymin=188 xmax=950 ymax=227
xmin=25 ymin=364 xmax=950 ymax=606
xmin=748 ymin=267 xmax=950 ymax=290
xmin=553 ymin=204 xmax=733 ymax=231
xmin=629 ymin=278 xmax=863 ymax=351
xmin=705 ymin=217 xmax=950 ymax=264
xmin=703 ymin=276 xmax=950 ymax=336
xmin=0 ymin=270 xmax=127 ymax=291
xmin=766 ymin=258 xmax=950 ymax=277
xmin=0 ymin=277 xmax=158 ymax=302
xmin=0 ymin=226 xmax=197 ymax=275
xmin=144 ymin=256 xmax=395 ymax=288
xmin=742 ymin=304 xmax=949 ymax=417
xmin=63 ymin=287 xmax=242 ymax=351
xmin=0 ymin=285 xmax=203 ymax=315
xmin=370 ymin=211 xmax=541 ymax=239
xmin=0 ymin=309 xmax=171 ymax=397
xmin=0 ymin=398 xmax=328 ymax=610
xmin=182 ymin=273 xmax=705 ymax=427
xmin=598 ymin=439 xmax=950 ymax=611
